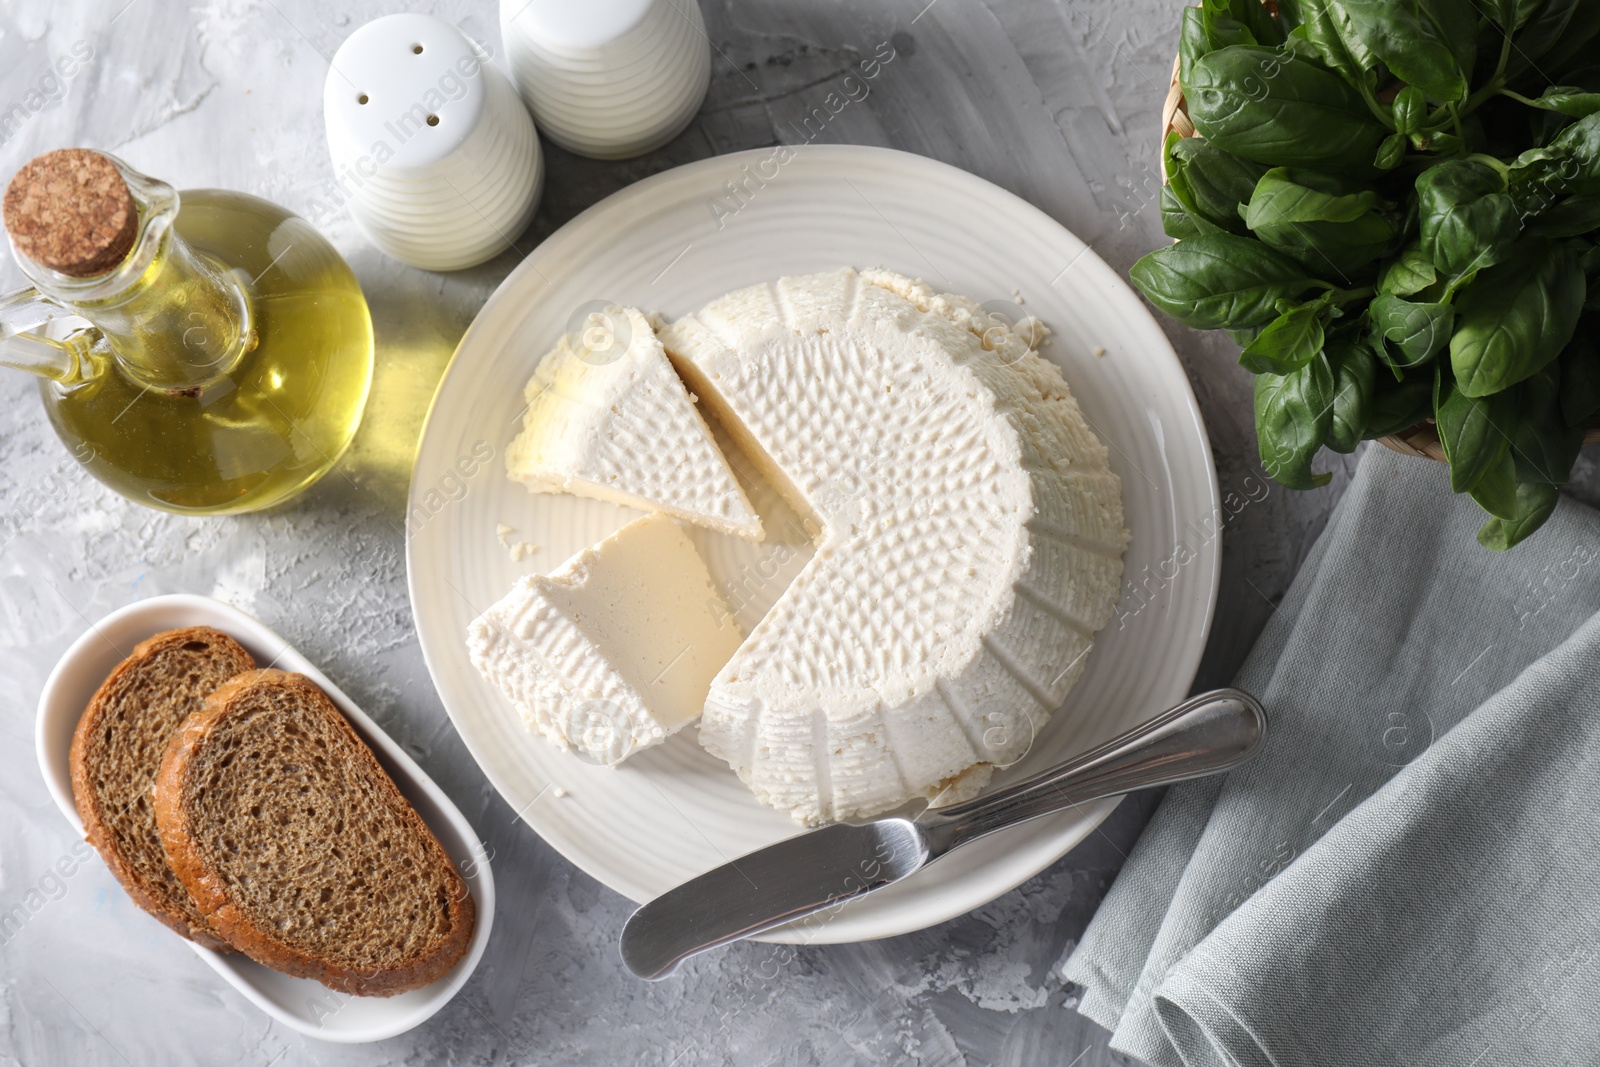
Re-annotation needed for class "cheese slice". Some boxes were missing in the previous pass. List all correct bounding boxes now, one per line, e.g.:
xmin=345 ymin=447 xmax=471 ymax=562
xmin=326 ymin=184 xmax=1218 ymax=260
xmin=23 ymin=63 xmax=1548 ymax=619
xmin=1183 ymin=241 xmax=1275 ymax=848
xmin=466 ymin=513 xmax=744 ymax=764
xmin=506 ymin=305 xmax=763 ymax=540
xmin=659 ymin=268 xmax=1129 ymax=825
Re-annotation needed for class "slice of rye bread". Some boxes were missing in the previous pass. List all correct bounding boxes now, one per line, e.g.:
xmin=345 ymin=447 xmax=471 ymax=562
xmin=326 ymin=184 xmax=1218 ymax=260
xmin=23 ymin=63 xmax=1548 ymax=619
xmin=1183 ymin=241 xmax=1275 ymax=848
xmin=154 ymin=669 xmax=475 ymax=996
xmin=70 ymin=626 xmax=254 ymax=951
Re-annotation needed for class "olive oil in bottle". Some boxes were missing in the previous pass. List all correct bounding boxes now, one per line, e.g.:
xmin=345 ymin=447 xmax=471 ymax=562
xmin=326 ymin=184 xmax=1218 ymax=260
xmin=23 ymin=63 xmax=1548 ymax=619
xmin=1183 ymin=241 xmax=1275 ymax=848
xmin=0 ymin=149 xmax=374 ymax=515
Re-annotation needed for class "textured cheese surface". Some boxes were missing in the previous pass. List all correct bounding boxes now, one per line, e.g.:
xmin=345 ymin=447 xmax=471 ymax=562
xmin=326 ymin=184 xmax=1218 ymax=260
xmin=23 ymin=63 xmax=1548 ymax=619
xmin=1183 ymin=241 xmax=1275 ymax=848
xmin=466 ymin=514 xmax=744 ymax=765
xmin=506 ymin=305 xmax=763 ymax=540
xmin=660 ymin=268 xmax=1129 ymax=825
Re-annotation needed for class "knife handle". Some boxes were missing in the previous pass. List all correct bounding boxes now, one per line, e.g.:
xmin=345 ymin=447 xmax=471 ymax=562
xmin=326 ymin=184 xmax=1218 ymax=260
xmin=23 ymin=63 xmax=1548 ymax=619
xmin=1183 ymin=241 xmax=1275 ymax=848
xmin=916 ymin=688 xmax=1266 ymax=857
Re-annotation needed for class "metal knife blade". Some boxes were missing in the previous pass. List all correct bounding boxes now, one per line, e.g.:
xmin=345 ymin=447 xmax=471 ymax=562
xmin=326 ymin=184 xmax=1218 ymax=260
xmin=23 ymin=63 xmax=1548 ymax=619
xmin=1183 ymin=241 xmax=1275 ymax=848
xmin=620 ymin=817 xmax=930 ymax=980
xmin=620 ymin=688 xmax=1266 ymax=979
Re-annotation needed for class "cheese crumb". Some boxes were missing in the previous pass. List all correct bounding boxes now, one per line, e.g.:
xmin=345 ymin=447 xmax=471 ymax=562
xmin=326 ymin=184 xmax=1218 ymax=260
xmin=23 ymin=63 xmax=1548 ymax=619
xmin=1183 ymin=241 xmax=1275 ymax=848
xmin=1092 ymin=345 xmax=1106 ymax=358
xmin=552 ymin=786 xmax=569 ymax=799
xmin=496 ymin=523 xmax=515 ymax=547
xmin=509 ymin=542 xmax=540 ymax=561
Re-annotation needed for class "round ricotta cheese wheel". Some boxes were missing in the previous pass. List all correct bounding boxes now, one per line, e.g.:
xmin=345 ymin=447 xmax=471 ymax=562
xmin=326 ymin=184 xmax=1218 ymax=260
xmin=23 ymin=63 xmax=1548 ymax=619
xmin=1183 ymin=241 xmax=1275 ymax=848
xmin=659 ymin=268 xmax=1129 ymax=825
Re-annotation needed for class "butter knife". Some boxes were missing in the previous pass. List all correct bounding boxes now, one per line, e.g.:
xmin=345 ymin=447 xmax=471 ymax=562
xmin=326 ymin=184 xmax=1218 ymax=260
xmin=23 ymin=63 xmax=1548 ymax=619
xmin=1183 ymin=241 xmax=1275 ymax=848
xmin=621 ymin=688 xmax=1266 ymax=979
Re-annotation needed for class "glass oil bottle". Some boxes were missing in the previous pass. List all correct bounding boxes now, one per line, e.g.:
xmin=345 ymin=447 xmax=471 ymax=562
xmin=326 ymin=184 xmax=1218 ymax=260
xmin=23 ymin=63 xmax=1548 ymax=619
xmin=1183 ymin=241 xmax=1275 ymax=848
xmin=0 ymin=148 xmax=374 ymax=514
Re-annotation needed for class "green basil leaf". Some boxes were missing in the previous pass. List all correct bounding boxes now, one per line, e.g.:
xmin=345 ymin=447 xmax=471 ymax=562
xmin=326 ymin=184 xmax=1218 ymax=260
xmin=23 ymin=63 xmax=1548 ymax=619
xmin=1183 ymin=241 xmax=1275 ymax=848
xmin=1392 ymin=86 xmax=1428 ymax=136
xmin=1201 ymin=0 xmax=1248 ymax=43
xmin=1365 ymin=375 xmax=1436 ymax=437
xmin=1377 ymin=244 xmax=1439 ymax=295
xmin=1529 ymin=1 xmax=1600 ymax=75
xmin=1368 ymin=293 xmax=1455 ymax=368
xmin=1247 ymin=168 xmax=1377 ymax=224
xmin=1255 ymin=352 xmax=1335 ymax=488
xmin=1204 ymin=13 xmax=1259 ymax=51
xmin=1477 ymin=482 xmax=1561 ymax=550
xmin=1435 ymin=374 xmax=1515 ymax=493
xmin=1421 ymin=131 xmax=1465 ymax=155
xmin=1421 ymin=0 xmax=1482 ymax=77
xmin=1165 ymin=132 xmax=1266 ymax=235
xmin=1506 ymin=0 xmax=1593 ymax=75
xmin=1242 ymin=167 xmax=1399 ymax=276
xmin=1184 ymin=45 xmax=1388 ymax=170
xmin=1326 ymin=341 xmax=1377 ymax=452
xmin=1510 ymin=112 xmax=1600 ymax=205
xmin=1470 ymin=449 xmax=1522 ymax=520
xmin=1184 ymin=140 xmax=1272 ymax=207
xmin=1513 ymin=0 xmax=1546 ymax=27
xmin=1231 ymin=0 xmax=1284 ymax=45
xmin=1508 ymin=148 xmax=1572 ymax=216
xmin=1508 ymin=142 xmax=1565 ymax=178
xmin=1290 ymin=0 xmax=1367 ymax=84
xmin=1528 ymin=107 xmax=1575 ymax=151
xmin=1508 ymin=365 xmax=1586 ymax=484
xmin=1527 ymin=195 xmax=1600 ymax=237
xmin=1160 ymin=184 xmax=1206 ymax=239
xmin=1550 ymin=110 xmax=1600 ymax=171
xmin=1374 ymin=132 xmax=1406 ymax=170
xmin=1204 ymin=0 xmax=1283 ymax=47
xmin=1450 ymin=239 xmax=1586 ymax=396
xmin=1180 ymin=8 xmax=1212 ymax=87
xmin=1239 ymin=301 xmax=1327 ymax=373
xmin=1322 ymin=1 xmax=1379 ymax=70
xmin=1517 ymin=86 xmax=1600 ymax=119
xmin=1278 ymin=29 xmax=1326 ymax=64
xmin=1488 ymin=0 xmax=1542 ymax=31
xmin=1559 ymin=332 xmax=1600 ymax=426
xmin=1416 ymin=161 xmax=1522 ymax=281
xmin=1166 ymin=162 xmax=1224 ymax=237
xmin=1129 ymin=233 xmax=1318 ymax=330
xmin=1332 ymin=0 xmax=1471 ymax=102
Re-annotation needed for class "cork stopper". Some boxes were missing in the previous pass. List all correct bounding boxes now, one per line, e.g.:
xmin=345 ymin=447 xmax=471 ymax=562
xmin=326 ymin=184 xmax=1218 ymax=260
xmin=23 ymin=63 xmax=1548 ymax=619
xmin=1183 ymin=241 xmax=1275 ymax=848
xmin=3 ymin=149 xmax=139 ymax=277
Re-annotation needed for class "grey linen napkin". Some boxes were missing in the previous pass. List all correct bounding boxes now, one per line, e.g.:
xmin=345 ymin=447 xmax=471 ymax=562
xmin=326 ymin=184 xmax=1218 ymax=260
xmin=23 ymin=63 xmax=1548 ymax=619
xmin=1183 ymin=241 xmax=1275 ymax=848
xmin=1062 ymin=446 xmax=1600 ymax=1067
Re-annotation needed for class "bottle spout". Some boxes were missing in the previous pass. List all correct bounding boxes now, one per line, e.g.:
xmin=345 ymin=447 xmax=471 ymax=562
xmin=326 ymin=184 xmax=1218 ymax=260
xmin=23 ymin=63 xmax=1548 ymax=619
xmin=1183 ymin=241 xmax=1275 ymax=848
xmin=0 ymin=285 xmax=100 ymax=384
xmin=3 ymin=149 xmax=249 ymax=392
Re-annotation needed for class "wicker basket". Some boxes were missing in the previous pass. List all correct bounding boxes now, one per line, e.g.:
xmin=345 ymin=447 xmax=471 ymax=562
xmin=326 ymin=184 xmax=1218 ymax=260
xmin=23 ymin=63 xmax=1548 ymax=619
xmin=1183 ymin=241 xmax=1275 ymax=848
xmin=1160 ymin=53 xmax=1600 ymax=461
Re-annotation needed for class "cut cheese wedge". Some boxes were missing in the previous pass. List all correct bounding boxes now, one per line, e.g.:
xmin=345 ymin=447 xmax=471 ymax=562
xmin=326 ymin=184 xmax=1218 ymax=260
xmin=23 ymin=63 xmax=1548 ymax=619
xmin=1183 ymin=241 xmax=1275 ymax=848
xmin=466 ymin=513 xmax=743 ymax=765
xmin=506 ymin=305 xmax=763 ymax=540
xmin=660 ymin=268 xmax=1129 ymax=825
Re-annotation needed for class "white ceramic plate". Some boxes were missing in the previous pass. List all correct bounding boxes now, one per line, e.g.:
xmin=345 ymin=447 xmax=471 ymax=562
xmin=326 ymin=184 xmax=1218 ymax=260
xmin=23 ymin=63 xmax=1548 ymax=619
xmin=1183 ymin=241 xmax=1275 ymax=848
xmin=34 ymin=595 xmax=494 ymax=1043
xmin=407 ymin=145 xmax=1219 ymax=943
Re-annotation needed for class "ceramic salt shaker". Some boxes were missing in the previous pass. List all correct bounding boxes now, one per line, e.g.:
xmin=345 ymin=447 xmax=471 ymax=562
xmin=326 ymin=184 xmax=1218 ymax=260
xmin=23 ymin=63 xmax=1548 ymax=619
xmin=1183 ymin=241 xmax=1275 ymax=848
xmin=323 ymin=13 xmax=543 ymax=271
xmin=499 ymin=0 xmax=711 ymax=160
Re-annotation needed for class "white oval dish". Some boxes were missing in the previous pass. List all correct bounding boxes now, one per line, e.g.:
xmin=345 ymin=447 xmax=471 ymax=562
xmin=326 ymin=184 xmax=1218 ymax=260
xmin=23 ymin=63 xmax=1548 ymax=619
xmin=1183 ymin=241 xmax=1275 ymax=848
xmin=34 ymin=594 xmax=494 ymax=1044
xmin=406 ymin=145 xmax=1221 ymax=944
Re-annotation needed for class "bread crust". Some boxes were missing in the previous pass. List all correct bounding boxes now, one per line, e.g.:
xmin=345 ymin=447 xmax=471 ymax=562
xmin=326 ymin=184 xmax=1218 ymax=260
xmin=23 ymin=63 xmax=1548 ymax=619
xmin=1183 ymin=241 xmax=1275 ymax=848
xmin=154 ymin=669 xmax=476 ymax=997
xmin=69 ymin=626 xmax=251 ymax=952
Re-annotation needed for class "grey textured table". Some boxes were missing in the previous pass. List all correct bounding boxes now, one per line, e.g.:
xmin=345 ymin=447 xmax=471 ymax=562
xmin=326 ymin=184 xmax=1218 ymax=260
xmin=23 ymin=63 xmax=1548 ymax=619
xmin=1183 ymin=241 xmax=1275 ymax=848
xmin=5 ymin=2 xmax=1596 ymax=1065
